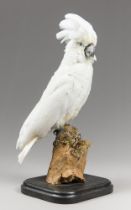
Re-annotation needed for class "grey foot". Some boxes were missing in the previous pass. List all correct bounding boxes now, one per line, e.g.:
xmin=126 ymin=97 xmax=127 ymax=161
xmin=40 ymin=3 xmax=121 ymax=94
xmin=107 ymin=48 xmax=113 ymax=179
xmin=53 ymin=128 xmax=64 ymax=136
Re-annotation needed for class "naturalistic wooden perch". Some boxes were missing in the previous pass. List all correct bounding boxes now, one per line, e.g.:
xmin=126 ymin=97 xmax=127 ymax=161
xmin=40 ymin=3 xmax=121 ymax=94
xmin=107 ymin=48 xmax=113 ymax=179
xmin=46 ymin=124 xmax=91 ymax=185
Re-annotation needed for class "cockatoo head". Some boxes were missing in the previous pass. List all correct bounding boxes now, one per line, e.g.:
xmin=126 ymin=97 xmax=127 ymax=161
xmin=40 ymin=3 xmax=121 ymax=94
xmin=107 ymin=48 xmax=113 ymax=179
xmin=56 ymin=13 xmax=97 ymax=63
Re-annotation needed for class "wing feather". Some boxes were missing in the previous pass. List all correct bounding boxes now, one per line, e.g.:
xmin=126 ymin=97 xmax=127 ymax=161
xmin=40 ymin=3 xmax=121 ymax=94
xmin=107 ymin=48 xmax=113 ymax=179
xmin=16 ymin=75 xmax=74 ymax=150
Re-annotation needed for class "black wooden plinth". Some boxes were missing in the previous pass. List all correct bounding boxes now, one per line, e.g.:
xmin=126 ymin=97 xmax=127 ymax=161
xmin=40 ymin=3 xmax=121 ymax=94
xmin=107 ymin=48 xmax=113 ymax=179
xmin=21 ymin=174 xmax=113 ymax=204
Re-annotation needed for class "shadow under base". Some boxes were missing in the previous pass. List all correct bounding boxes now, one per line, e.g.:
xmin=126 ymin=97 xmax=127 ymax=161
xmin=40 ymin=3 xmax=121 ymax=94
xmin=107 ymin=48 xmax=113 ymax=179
xmin=21 ymin=174 xmax=113 ymax=204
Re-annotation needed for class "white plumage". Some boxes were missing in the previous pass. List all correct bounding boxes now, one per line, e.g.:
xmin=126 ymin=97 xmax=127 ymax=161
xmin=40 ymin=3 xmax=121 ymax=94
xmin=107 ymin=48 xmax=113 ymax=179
xmin=16 ymin=13 xmax=97 ymax=164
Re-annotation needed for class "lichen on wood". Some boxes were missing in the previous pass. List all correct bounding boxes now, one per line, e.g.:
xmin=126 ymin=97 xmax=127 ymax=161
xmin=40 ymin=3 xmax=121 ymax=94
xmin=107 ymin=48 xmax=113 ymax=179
xmin=46 ymin=124 xmax=91 ymax=185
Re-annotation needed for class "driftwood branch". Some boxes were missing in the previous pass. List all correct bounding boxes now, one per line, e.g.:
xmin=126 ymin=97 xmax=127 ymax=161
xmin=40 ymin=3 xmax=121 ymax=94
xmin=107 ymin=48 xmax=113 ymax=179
xmin=46 ymin=124 xmax=90 ymax=185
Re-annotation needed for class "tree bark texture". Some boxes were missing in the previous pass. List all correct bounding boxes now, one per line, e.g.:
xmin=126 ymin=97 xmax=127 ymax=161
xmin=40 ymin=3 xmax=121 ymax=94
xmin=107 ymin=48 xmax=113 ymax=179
xmin=46 ymin=124 xmax=91 ymax=185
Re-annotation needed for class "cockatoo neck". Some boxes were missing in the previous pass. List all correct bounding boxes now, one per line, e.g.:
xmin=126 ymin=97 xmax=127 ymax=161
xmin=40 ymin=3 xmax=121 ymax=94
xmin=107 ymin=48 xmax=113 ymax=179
xmin=60 ymin=41 xmax=95 ymax=66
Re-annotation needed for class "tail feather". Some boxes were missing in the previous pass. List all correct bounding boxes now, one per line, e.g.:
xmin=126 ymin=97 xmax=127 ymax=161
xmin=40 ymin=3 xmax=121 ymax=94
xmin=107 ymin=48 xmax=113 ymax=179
xmin=18 ymin=137 xmax=38 ymax=164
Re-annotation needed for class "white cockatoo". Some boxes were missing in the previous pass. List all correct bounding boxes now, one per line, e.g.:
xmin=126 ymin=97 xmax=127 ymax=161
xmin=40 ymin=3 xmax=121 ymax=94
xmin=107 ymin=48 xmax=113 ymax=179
xmin=16 ymin=13 xmax=97 ymax=164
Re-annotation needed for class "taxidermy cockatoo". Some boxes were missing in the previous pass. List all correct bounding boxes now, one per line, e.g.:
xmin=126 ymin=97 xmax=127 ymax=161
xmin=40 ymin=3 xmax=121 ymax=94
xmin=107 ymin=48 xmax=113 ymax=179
xmin=16 ymin=13 xmax=97 ymax=164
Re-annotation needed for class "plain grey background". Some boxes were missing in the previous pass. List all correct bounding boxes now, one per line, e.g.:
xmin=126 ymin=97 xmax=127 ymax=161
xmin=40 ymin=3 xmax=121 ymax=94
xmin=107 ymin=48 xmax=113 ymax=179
xmin=0 ymin=0 xmax=131 ymax=209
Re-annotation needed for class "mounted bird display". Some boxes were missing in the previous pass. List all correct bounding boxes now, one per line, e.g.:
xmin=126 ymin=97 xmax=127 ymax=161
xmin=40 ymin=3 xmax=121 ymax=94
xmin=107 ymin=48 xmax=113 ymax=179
xmin=16 ymin=13 xmax=97 ymax=164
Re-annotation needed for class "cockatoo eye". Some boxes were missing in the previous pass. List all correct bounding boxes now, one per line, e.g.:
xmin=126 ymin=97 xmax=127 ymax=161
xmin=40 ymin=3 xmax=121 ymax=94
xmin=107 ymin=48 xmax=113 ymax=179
xmin=79 ymin=42 xmax=83 ymax=46
xmin=84 ymin=43 xmax=95 ymax=58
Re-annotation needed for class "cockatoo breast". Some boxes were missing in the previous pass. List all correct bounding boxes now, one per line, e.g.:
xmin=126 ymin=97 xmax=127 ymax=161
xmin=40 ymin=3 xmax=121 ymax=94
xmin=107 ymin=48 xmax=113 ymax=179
xmin=55 ymin=61 xmax=93 ymax=127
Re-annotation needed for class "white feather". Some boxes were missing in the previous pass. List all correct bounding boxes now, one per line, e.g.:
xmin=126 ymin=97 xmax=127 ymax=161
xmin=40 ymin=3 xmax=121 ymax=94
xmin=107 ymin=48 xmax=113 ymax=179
xmin=16 ymin=13 xmax=97 ymax=164
xmin=18 ymin=137 xmax=38 ymax=164
xmin=56 ymin=13 xmax=97 ymax=45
